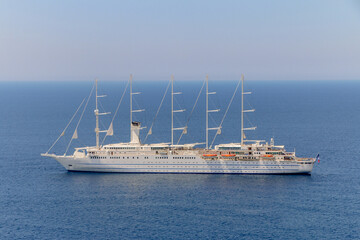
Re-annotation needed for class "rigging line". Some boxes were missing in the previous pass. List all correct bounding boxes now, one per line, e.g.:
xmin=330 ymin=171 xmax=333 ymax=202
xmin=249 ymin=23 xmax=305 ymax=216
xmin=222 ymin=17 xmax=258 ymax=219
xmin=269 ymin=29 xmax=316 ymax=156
xmin=174 ymin=95 xmax=182 ymax=110
xmin=177 ymin=80 xmax=205 ymax=144
xmin=209 ymin=96 xmax=220 ymax=112
xmin=174 ymin=113 xmax=183 ymax=127
xmin=45 ymin=97 xmax=86 ymax=154
xmin=244 ymin=98 xmax=258 ymax=127
xmin=246 ymin=99 xmax=254 ymax=109
xmin=133 ymin=97 xmax=144 ymax=115
xmin=133 ymin=91 xmax=143 ymax=109
xmin=64 ymin=82 xmax=95 ymax=155
xmin=209 ymin=112 xmax=218 ymax=126
xmin=133 ymin=97 xmax=140 ymax=109
xmin=101 ymin=80 xmax=130 ymax=146
xmin=143 ymin=79 xmax=171 ymax=143
xmin=100 ymin=119 xmax=108 ymax=132
xmin=133 ymin=97 xmax=147 ymax=129
xmin=244 ymin=114 xmax=255 ymax=127
xmin=210 ymin=79 xmax=241 ymax=149
xmin=99 ymin=100 xmax=107 ymax=113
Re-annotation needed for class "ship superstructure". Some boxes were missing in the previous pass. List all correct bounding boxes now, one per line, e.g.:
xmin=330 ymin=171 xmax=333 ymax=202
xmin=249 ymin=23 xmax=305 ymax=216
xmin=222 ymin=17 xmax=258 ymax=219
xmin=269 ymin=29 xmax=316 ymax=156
xmin=42 ymin=75 xmax=316 ymax=174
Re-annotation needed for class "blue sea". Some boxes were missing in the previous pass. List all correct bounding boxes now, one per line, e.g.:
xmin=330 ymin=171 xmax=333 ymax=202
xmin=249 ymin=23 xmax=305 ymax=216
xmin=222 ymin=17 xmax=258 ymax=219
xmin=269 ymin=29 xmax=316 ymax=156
xmin=1 ymin=80 xmax=359 ymax=239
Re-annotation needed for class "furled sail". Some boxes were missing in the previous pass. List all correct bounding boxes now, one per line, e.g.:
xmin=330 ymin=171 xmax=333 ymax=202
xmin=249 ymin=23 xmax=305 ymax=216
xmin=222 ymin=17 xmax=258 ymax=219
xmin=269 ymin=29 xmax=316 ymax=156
xmin=106 ymin=122 xmax=113 ymax=136
xmin=217 ymin=128 xmax=221 ymax=135
xmin=72 ymin=129 xmax=78 ymax=139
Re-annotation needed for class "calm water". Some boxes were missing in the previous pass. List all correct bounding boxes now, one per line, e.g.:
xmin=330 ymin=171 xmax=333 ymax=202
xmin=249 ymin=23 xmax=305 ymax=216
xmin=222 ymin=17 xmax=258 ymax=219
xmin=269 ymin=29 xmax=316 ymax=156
xmin=1 ymin=80 xmax=359 ymax=239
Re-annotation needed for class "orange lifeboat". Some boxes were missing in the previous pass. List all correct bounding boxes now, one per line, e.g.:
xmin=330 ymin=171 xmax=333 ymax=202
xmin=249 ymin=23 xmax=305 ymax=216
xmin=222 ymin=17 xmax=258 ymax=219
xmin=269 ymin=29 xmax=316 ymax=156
xmin=261 ymin=154 xmax=273 ymax=157
xmin=203 ymin=154 xmax=217 ymax=157
xmin=221 ymin=154 xmax=236 ymax=157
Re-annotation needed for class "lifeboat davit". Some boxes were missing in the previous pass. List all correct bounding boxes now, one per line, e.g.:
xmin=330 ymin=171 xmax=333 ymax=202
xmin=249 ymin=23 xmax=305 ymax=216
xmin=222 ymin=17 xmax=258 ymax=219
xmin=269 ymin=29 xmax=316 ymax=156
xmin=221 ymin=154 xmax=236 ymax=157
xmin=203 ymin=154 xmax=217 ymax=157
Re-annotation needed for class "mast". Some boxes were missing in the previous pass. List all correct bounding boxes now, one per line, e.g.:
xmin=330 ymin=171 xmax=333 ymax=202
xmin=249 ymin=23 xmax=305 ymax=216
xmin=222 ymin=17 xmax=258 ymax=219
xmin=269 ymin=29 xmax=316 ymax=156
xmin=94 ymin=79 xmax=111 ymax=149
xmin=241 ymin=74 xmax=256 ymax=145
xmin=130 ymin=74 xmax=133 ymax=129
xmin=206 ymin=75 xmax=209 ymax=149
xmin=171 ymin=75 xmax=174 ymax=146
xmin=129 ymin=74 xmax=144 ymax=144
xmin=206 ymin=75 xmax=220 ymax=149
xmin=241 ymin=74 xmax=244 ymax=145
xmin=95 ymin=79 xmax=100 ymax=149
xmin=171 ymin=75 xmax=186 ymax=147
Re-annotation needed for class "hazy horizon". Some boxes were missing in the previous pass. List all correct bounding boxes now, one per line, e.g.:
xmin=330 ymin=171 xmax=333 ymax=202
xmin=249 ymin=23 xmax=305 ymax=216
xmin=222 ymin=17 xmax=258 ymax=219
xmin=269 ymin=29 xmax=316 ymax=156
xmin=1 ymin=0 xmax=360 ymax=81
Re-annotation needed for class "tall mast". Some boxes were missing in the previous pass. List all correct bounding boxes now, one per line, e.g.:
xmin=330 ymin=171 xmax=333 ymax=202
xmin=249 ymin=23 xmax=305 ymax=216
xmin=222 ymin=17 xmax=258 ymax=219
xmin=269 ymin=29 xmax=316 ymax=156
xmin=241 ymin=74 xmax=256 ymax=145
xmin=129 ymin=75 xmax=144 ymax=143
xmin=206 ymin=75 xmax=209 ymax=149
xmin=95 ymin=78 xmax=100 ymax=149
xmin=171 ymin=75 xmax=186 ymax=147
xmin=93 ymin=79 xmax=110 ymax=149
xmin=241 ymin=74 xmax=244 ymax=145
xmin=171 ymin=75 xmax=174 ymax=147
xmin=206 ymin=75 xmax=220 ymax=149
xmin=130 ymin=74 xmax=133 ymax=128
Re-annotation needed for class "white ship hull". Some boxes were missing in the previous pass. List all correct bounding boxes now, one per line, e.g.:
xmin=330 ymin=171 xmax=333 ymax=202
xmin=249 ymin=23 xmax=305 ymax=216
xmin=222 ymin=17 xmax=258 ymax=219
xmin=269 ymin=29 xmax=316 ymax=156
xmin=50 ymin=155 xmax=315 ymax=174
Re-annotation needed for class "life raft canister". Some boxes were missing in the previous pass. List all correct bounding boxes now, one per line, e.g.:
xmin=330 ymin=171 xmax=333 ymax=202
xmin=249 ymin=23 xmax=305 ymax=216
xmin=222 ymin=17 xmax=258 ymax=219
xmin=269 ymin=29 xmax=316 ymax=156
xmin=221 ymin=154 xmax=236 ymax=157
xmin=203 ymin=154 xmax=217 ymax=157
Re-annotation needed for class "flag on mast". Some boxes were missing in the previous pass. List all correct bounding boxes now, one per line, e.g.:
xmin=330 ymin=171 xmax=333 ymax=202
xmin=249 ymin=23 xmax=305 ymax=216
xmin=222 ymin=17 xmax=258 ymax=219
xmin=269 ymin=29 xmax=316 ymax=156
xmin=72 ymin=129 xmax=78 ymax=139
xmin=148 ymin=127 xmax=152 ymax=135
xmin=316 ymin=154 xmax=320 ymax=163
xmin=106 ymin=122 xmax=113 ymax=136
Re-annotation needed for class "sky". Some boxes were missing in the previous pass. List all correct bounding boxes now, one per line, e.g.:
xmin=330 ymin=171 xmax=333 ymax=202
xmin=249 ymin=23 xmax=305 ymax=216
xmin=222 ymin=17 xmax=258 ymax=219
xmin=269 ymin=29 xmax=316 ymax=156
xmin=1 ymin=0 xmax=360 ymax=81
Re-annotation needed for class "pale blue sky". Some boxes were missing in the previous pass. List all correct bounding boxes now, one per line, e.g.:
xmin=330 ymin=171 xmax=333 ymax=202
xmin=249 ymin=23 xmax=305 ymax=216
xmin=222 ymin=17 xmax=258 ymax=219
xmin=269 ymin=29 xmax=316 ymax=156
xmin=1 ymin=0 xmax=360 ymax=81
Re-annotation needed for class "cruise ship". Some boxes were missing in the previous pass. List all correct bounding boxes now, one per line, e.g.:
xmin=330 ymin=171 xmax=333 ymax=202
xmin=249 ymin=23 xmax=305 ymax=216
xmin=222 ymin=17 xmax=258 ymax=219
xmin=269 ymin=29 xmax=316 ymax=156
xmin=41 ymin=75 xmax=316 ymax=174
